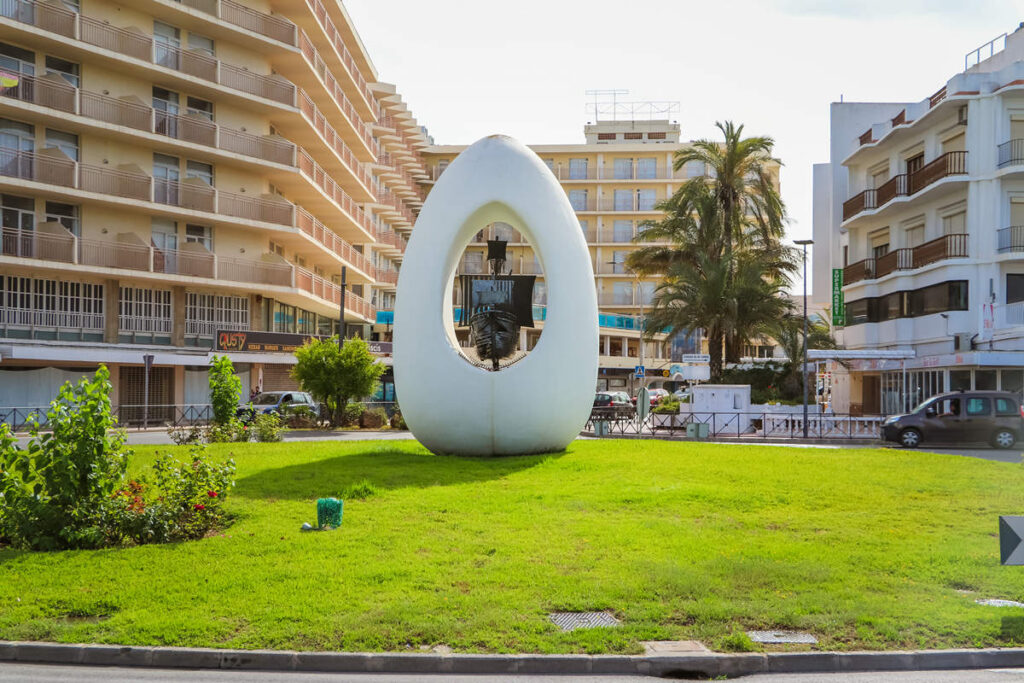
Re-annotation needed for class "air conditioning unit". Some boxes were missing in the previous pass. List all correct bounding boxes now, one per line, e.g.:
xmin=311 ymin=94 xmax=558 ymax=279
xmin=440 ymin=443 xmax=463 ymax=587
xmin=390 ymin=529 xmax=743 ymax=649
xmin=958 ymin=106 xmax=968 ymax=126
xmin=953 ymin=333 xmax=973 ymax=351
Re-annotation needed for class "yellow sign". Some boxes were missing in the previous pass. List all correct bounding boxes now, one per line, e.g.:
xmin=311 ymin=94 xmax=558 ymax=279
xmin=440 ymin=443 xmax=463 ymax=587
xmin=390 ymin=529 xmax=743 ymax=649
xmin=662 ymin=369 xmax=670 ymax=377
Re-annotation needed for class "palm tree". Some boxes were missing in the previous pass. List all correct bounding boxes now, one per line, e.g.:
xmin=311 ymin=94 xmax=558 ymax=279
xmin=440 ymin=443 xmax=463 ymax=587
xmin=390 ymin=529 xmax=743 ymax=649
xmin=772 ymin=311 xmax=839 ymax=398
xmin=633 ymin=187 xmax=792 ymax=380
xmin=628 ymin=121 xmax=797 ymax=376
xmin=668 ymin=121 xmax=795 ymax=362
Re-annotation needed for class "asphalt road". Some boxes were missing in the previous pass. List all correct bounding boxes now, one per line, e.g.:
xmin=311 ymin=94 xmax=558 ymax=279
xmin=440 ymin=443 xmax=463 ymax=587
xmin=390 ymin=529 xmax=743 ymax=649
xmin=3 ymin=664 xmax=1024 ymax=682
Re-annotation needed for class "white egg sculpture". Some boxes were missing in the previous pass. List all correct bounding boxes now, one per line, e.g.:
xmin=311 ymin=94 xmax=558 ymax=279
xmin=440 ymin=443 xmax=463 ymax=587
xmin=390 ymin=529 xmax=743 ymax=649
xmin=393 ymin=135 xmax=599 ymax=456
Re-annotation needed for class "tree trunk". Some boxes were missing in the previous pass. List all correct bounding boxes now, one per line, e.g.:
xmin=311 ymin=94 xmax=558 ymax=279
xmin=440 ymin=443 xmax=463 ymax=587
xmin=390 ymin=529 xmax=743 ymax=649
xmin=725 ymin=333 xmax=741 ymax=364
xmin=708 ymin=326 xmax=724 ymax=382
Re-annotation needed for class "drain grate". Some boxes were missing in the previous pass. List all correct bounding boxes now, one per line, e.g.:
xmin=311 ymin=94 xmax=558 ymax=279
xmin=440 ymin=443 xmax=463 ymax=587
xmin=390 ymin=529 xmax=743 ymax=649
xmin=747 ymin=630 xmax=818 ymax=644
xmin=977 ymin=599 xmax=1024 ymax=608
xmin=548 ymin=611 xmax=620 ymax=631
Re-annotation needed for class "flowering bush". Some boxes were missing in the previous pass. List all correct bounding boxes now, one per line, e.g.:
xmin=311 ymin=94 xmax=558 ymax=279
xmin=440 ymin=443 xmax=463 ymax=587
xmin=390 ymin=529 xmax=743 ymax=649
xmin=252 ymin=412 xmax=286 ymax=442
xmin=104 ymin=445 xmax=236 ymax=545
xmin=207 ymin=417 xmax=249 ymax=443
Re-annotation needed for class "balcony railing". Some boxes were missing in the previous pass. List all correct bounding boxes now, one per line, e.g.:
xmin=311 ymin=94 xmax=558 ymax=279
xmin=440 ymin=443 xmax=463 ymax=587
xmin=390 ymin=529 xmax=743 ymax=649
xmin=295 ymin=208 xmax=374 ymax=275
xmin=843 ymin=258 xmax=875 ymax=285
xmin=907 ymin=151 xmax=967 ymax=194
xmin=998 ymin=226 xmax=1024 ymax=252
xmin=293 ymin=267 xmax=374 ymax=319
xmin=843 ymin=153 xmax=969 ymax=221
xmin=303 ymin=0 xmax=376 ymax=111
xmin=1 ymin=227 xmax=76 ymax=263
xmin=177 ymin=0 xmax=297 ymax=45
xmin=1002 ymin=301 xmax=1024 ymax=327
xmin=2 ymin=0 xmax=295 ymax=105
xmin=375 ymin=228 xmax=407 ymax=252
xmin=875 ymin=174 xmax=908 ymax=207
xmin=913 ymin=233 xmax=967 ymax=268
xmin=842 ymin=190 xmax=877 ymax=221
xmin=842 ymin=235 xmax=967 ymax=285
xmin=998 ymin=139 xmax=1024 ymax=168
xmin=874 ymin=248 xmax=912 ymax=278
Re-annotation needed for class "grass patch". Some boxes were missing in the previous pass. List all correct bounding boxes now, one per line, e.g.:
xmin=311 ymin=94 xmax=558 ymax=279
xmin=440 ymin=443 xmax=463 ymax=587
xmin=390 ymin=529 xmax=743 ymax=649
xmin=2 ymin=439 xmax=1024 ymax=654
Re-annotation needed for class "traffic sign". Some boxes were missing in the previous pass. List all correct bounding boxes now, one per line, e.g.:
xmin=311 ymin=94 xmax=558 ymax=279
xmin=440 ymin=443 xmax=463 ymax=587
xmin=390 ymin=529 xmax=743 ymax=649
xmin=679 ymin=354 xmax=710 ymax=363
xmin=634 ymin=365 xmax=645 ymax=378
xmin=1001 ymin=516 xmax=1024 ymax=565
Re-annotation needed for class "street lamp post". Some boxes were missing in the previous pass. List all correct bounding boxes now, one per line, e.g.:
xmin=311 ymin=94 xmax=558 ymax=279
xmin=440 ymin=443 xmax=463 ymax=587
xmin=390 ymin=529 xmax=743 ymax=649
xmin=338 ymin=266 xmax=347 ymax=349
xmin=795 ymin=239 xmax=814 ymax=438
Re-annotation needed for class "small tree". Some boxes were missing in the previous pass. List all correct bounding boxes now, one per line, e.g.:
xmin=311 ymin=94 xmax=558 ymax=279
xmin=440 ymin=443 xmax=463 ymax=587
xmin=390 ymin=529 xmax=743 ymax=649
xmin=292 ymin=337 xmax=385 ymax=427
xmin=208 ymin=355 xmax=241 ymax=426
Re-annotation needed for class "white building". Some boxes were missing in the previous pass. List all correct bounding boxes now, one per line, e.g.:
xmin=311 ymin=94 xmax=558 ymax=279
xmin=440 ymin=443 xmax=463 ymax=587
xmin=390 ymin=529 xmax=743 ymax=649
xmin=813 ymin=24 xmax=1024 ymax=415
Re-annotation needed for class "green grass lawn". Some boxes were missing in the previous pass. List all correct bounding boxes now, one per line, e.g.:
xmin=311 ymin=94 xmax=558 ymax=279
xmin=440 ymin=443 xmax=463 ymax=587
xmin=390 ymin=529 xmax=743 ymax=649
xmin=2 ymin=439 xmax=1024 ymax=654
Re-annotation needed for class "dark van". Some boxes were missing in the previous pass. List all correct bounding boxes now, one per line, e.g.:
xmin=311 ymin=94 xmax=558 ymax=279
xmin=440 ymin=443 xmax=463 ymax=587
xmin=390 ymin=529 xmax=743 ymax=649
xmin=881 ymin=391 xmax=1024 ymax=449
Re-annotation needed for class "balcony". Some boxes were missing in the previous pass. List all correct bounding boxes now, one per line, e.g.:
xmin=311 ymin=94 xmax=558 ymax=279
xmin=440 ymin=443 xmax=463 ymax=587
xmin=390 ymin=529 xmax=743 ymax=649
xmin=300 ymin=0 xmax=376 ymax=114
xmin=294 ymin=208 xmax=373 ymax=276
xmin=998 ymin=226 xmax=1024 ymax=252
xmin=842 ymin=152 xmax=968 ymax=221
xmin=1 ymin=0 xmax=377 ymax=160
xmin=843 ymin=234 xmax=968 ymax=286
xmin=177 ymin=0 xmax=297 ymax=45
xmin=374 ymin=228 xmax=407 ymax=253
xmin=998 ymin=139 xmax=1024 ymax=168
xmin=843 ymin=258 xmax=875 ymax=285
xmin=0 ymin=227 xmax=376 ymax=321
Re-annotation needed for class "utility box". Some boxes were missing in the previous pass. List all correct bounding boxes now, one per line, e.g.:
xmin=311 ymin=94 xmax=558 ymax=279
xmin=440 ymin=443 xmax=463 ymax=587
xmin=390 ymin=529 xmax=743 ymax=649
xmin=689 ymin=384 xmax=752 ymax=435
xmin=593 ymin=420 xmax=609 ymax=437
xmin=686 ymin=422 xmax=710 ymax=439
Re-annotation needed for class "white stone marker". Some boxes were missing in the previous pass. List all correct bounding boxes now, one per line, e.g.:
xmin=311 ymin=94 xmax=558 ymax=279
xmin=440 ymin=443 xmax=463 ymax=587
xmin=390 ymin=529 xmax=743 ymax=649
xmin=394 ymin=135 xmax=599 ymax=455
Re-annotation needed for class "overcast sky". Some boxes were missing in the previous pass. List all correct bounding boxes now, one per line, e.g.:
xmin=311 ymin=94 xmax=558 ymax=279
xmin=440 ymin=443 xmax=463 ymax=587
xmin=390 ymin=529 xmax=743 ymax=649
xmin=346 ymin=0 xmax=1023 ymax=295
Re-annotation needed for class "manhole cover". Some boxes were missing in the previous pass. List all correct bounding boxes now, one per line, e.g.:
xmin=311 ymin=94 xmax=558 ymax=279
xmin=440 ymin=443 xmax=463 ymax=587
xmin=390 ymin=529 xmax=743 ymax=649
xmin=747 ymin=630 xmax=817 ymax=644
xmin=548 ymin=611 xmax=620 ymax=631
xmin=977 ymin=599 xmax=1024 ymax=608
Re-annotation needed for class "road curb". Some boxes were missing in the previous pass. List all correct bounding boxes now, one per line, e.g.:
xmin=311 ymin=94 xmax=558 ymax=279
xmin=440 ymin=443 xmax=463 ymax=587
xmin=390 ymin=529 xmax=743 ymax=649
xmin=5 ymin=641 xmax=1024 ymax=678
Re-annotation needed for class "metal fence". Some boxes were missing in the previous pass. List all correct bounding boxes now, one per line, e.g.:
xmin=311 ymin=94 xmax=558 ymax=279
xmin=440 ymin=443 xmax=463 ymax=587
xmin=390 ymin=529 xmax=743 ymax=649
xmin=1 ymin=401 xmax=399 ymax=431
xmin=586 ymin=410 xmax=884 ymax=440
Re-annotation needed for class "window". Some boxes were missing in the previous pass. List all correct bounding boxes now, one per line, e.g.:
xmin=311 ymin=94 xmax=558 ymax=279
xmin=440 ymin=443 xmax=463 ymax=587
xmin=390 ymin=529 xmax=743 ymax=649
xmin=153 ymin=22 xmax=181 ymax=69
xmin=647 ymin=132 xmax=666 ymax=140
xmin=870 ymin=166 xmax=889 ymax=189
xmin=636 ymin=157 xmax=656 ymax=179
xmin=1 ymin=193 xmax=34 ymax=232
xmin=966 ymin=397 xmax=991 ymax=416
xmin=905 ymin=225 xmax=924 ymax=248
xmin=186 ymin=96 xmax=213 ymax=120
xmin=568 ymin=158 xmax=588 ymax=180
xmin=905 ymin=152 xmax=924 ymax=175
xmin=611 ymin=250 xmax=627 ymax=274
xmin=1008 ymin=274 xmax=1024 ymax=304
xmin=0 ymin=42 xmax=34 ymax=77
xmin=843 ymin=245 xmax=849 ymax=266
xmin=597 ymin=133 xmax=616 ymax=141
xmin=153 ymin=87 xmax=179 ymax=137
xmin=151 ymin=217 xmax=177 ymax=254
xmin=119 ymin=287 xmax=172 ymax=334
xmin=44 ymin=129 xmax=77 ymax=161
xmin=613 ymin=220 xmax=633 ymax=242
xmin=932 ymin=397 xmax=961 ymax=418
xmin=186 ymin=160 xmax=213 ymax=185
xmin=187 ymin=32 xmax=214 ymax=57
xmin=578 ymin=219 xmax=589 ymax=238
xmin=613 ymin=189 xmax=632 ymax=211
xmin=685 ymin=160 xmax=704 ymax=178
xmin=870 ymin=228 xmax=889 ymax=259
xmin=185 ymin=224 xmax=211 ymax=250
xmin=45 ymin=201 xmax=78 ymax=236
xmin=950 ymin=370 xmax=971 ymax=391
xmin=0 ymin=276 xmax=102 ymax=331
xmin=462 ymin=251 xmax=483 ymax=274
xmin=613 ymin=158 xmax=633 ymax=180
xmin=492 ymin=221 xmax=515 ymax=241
xmin=568 ymin=189 xmax=588 ymax=211
xmin=975 ymin=369 xmax=997 ymax=391
xmin=908 ymin=281 xmax=968 ymax=317
xmin=269 ymin=240 xmax=284 ymax=256
xmin=996 ymin=397 xmax=1019 ymax=416
xmin=612 ymin=282 xmax=633 ymax=304
xmin=637 ymin=189 xmax=656 ymax=211
xmin=623 ymin=132 xmax=642 ymax=140
xmin=541 ymin=159 xmax=553 ymax=172
xmin=942 ymin=210 xmax=966 ymax=236
xmin=153 ymin=153 xmax=180 ymax=204
xmin=44 ymin=56 xmax=78 ymax=87
xmin=185 ymin=292 xmax=248 ymax=337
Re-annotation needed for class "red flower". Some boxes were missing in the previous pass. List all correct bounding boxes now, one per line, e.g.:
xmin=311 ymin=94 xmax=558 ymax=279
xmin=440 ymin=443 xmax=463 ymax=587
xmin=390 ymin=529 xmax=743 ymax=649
xmin=194 ymin=504 xmax=206 ymax=511
xmin=207 ymin=490 xmax=218 ymax=498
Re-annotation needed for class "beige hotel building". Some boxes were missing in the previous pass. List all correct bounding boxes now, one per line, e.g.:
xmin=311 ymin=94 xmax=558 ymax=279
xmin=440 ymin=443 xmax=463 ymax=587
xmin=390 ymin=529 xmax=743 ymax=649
xmin=0 ymin=0 xmax=748 ymax=417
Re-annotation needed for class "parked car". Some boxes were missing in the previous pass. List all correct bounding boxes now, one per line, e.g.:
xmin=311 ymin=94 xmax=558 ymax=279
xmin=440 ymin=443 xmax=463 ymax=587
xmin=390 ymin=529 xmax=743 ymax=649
xmin=237 ymin=391 xmax=322 ymax=423
xmin=881 ymin=391 xmax=1024 ymax=449
xmin=593 ymin=391 xmax=635 ymax=419
xmin=631 ymin=388 xmax=670 ymax=407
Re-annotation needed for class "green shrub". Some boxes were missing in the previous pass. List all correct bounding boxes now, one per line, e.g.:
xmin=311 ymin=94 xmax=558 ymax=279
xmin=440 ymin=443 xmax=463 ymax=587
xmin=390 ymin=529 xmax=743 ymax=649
xmin=0 ymin=366 xmax=131 ymax=550
xmin=207 ymin=418 xmax=248 ymax=444
xmin=285 ymin=405 xmax=317 ymax=429
xmin=390 ymin=411 xmax=407 ymax=430
xmin=252 ymin=412 xmax=286 ymax=442
xmin=167 ymin=424 xmax=204 ymax=446
xmin=343 ymin=479 xmax=379 ymax=500
xmin=360 ymin=407 xmax=388 ymax=429
xmin=208 ymin=355 xmax=242 ymax=426
xmin=651 ymin=396 xmax=681 ymax=415
xmin=343 ymin=402 xmax=365 ymax=426
xmin=717 ymin=630 xmax=759 ymax=652
xmin=292 ymin=337 xmax=386 ymax=427
xmin=105 ymin=445 xmax=236 ymax=545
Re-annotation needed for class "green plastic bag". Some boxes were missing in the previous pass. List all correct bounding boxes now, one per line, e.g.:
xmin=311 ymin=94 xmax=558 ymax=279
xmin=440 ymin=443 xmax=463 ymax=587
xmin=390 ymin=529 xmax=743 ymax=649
xmin=317 ymin=498 xmax=343 ymax=529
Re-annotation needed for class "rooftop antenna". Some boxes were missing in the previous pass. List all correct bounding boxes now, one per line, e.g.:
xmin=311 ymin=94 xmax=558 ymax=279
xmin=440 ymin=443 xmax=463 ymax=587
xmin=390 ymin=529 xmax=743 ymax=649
xmin=585 ymin=89 xmax=680 ymax=122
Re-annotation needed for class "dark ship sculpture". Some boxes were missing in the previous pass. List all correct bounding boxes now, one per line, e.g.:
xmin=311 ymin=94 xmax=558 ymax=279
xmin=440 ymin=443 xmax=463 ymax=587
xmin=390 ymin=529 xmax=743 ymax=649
xmin=457 ymin=239 xmax=535 ymax=371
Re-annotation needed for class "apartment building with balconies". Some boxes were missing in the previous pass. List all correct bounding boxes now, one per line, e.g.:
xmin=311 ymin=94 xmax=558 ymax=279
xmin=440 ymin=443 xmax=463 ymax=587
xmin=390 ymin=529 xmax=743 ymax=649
xmin=0 ymin=0 xmax=419 ymax=413
xmin=813 ymin=23 xmax=1024 ymax=415
xmin=421 ymin=119 xmax=719 ymax=392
